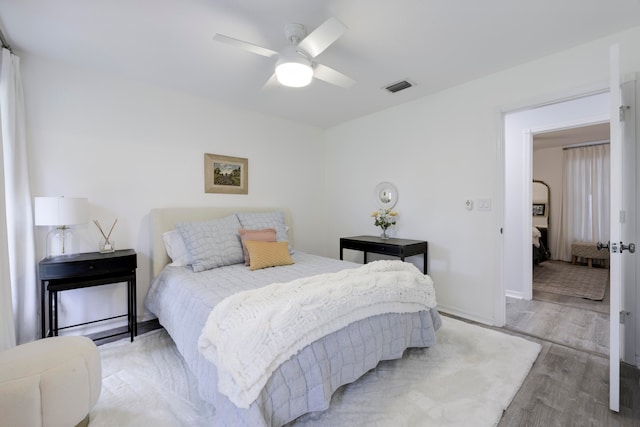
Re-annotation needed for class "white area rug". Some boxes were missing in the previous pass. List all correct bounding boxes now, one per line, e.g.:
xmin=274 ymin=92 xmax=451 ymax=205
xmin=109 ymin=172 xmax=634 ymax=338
xmin=89 ymin=317 xmax=540 ymax=427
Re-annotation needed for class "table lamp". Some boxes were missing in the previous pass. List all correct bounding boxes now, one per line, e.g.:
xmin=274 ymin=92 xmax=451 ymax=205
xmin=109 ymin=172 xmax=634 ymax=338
xmin=34 ymin=196 xmax=89 ymax=257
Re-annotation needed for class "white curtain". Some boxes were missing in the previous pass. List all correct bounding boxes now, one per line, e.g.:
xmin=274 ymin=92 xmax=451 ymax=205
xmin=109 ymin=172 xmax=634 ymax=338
xmin=0 ymin=48 xmax=37 ymax=349
xmin=557 ymin=144 xmax=610 ymax=261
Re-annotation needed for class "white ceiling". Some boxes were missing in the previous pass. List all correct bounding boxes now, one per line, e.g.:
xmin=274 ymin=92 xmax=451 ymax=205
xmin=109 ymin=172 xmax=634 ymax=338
xmin=533 ymin=122 xmax=610 ymax=151
xmin=2 ymin=0 xmax=640 ymax=128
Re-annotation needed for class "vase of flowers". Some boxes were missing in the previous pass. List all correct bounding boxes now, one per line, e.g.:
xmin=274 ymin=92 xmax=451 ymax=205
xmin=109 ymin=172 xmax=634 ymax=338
xmin=371 ymin=208 xmax=398 ymax=239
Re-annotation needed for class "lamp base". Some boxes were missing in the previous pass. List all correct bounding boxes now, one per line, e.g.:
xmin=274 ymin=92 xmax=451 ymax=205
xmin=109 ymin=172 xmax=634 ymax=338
xmin=46 ymin=226 xmax=74 ymax=257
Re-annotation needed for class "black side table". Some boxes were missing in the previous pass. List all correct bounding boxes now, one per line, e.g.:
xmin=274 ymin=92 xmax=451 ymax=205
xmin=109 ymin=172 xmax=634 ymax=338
xmin=340 ymin=235 xmax=428 ymax=273
xmin=39 ymin=249 xmax=137 ymax=341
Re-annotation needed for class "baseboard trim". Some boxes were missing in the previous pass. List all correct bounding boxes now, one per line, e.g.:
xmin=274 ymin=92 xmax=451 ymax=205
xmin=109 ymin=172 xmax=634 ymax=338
xmin=437 ymin=306 xmax=494 ymax=327
xmin=93 ymin=318 xmax=162 ymax=346
xmin=506 ymin=290 xmax=525 ymax=299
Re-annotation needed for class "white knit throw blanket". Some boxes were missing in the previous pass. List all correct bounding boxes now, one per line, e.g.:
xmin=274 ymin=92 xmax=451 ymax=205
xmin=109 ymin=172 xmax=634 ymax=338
xmin=197 ymin=260 xmax=438 ymax=408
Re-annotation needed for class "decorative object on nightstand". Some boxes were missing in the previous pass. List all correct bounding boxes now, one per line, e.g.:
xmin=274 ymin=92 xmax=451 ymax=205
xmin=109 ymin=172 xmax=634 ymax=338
xmin=34 ymin=196 xmax=89 ymax=257
xmin=94 ymin=218 xmax=117 ymax=253
xmin=373 ymin=181 xmax=399 ymax=239
xmin=374 ymin=181 xmax=398 ymax=209
xmin=371 ymin=208 xmax=398 ymax=239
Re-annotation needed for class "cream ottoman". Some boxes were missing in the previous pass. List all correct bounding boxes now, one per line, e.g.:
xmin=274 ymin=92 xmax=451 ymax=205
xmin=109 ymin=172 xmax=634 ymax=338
xmin=571 ymin=241 xmax=610 ymax=268
xmin=0 ymin=336 xmax=101 ymax=427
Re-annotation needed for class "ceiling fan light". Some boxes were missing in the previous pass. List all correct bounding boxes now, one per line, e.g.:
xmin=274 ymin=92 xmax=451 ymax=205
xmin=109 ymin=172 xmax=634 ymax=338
xmin=275 ymin=49 xmax=313 ymax=87
xmin=276 ymin=62 xmax=313 ymax=87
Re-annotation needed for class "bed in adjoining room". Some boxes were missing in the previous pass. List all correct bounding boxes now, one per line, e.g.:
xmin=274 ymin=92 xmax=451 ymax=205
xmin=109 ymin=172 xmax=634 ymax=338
xmin=144 ymin=206 xmax=441 ymax=427
xmin=532 ymin=226 xmax=549 ymax=264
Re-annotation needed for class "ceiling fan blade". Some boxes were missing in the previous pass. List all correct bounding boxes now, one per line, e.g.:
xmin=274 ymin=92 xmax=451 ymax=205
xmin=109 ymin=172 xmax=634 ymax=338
xmin=213 ymin=34 xmax=278 ymax=58
xmin=261 ymin=73 xmax=280 ymax=90
xmin=313 ymin=63 xmax=355 ymax=88
xmin=298 ymin=17 xmax=346 ymax=58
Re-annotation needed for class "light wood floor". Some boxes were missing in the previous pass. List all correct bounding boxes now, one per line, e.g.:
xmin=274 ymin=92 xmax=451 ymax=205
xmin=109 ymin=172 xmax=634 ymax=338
xmin=506 ymin=295 xmax=609 ymax=356
xmin=496 ymin=328 xmax=640 ymax=426
xmin=497 ymin=268 xmax=639 ymax=426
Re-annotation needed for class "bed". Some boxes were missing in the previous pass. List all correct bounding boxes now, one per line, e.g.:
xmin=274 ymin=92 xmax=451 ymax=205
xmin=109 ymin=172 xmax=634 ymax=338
xmin=532 ymin=226 xmax=549 ymax=264
xmin=144 ymin=207 xmax=441 ymax=426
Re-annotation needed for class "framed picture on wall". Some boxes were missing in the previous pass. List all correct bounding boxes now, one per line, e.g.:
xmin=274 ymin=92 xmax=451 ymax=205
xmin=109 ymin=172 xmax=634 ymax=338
xmin=204 ymin=153 xmax=248 ymax=194
xmin=532 ymin=203 xmax=545 ymax=216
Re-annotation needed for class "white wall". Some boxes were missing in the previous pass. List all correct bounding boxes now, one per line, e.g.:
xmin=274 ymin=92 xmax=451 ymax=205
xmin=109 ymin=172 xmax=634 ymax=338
xmin=325 ymin=84 xmax=501 ymax=324
xmin=325 ymin=26 xmax=640 ymax=324
xmin=22 ymin=54 xmax=328 ymax=333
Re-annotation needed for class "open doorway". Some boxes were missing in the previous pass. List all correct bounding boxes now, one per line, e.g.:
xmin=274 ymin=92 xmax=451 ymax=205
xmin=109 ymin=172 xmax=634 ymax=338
xmin=531 ymin=125 xmax=610 ymax=309
xmin=503 ymin=92 xmax=611 ymax=355
xmin=507 ymin=123 xmax=611 ymax=355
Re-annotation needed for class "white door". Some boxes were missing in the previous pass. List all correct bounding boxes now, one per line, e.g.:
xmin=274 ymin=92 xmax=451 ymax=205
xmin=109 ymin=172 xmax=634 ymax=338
xmin=621 ymin=79 xmax=637 ymax=366
xmin=608 ymin=45 xmax=638 ymax=412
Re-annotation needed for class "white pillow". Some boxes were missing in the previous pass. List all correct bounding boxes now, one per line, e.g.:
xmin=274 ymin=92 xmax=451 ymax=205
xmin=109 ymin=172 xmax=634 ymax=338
xmin=162 ymin=230 xmax=191 ymax=266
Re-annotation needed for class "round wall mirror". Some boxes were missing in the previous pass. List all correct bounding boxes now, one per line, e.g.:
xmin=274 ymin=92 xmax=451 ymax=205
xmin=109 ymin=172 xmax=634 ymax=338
xmin=374 ymin=182 xmax=398 ymax=209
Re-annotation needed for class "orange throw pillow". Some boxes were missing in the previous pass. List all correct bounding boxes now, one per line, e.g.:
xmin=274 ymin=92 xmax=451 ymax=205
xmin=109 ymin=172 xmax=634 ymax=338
xmin=239 ymin=228 xmax=277 ymax=265
xmin=244 ymin=240 xmax=294 ymax=271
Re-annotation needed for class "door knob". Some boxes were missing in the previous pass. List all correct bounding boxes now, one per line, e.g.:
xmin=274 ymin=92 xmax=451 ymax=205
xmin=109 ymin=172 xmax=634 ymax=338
xmin=596 ymin=241 xmax=610 ymax=251
xmin=620 ymin=242 xmax=636 ymax=253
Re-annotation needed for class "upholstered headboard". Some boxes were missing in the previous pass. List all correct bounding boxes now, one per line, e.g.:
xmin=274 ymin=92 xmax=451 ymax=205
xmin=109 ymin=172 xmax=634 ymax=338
xmin=150 ymin=207 xmax=293 ymax=278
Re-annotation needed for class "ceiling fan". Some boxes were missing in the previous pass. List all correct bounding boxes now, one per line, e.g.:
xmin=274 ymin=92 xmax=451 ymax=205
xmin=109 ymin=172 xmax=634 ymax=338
xmin=213 ymin=17 xmax=355 ymax=89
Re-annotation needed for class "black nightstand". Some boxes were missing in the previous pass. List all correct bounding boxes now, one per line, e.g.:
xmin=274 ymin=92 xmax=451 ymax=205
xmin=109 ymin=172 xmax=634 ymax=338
xmin=39 ymin=249 xmax=137 ymax=342
xmin=340 ymin=235 xmax=428 ymax=273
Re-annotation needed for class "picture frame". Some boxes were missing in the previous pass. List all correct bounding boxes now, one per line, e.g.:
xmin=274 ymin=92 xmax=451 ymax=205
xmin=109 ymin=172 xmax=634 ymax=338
xmin=204 ymin=153 xmax=248 ymax=194
xmin=532 ymin=203 xmax=545 ymax=216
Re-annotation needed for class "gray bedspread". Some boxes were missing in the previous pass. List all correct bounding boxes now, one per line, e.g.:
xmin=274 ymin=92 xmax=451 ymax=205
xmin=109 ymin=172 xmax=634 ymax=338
xmin=145 ymin=252 xmax=441 ymax=426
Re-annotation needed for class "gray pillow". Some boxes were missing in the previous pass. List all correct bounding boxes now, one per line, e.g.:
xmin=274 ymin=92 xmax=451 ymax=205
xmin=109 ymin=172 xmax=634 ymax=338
xmin=176 ymin=214 xmax=244 ymax=272
xmin=236 ymin=211 xmax=290 ymax=249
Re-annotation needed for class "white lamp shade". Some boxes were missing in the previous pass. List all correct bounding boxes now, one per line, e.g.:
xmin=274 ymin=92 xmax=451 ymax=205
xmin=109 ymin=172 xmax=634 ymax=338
xmin=34 ymin=197 xmax=89 ymax=226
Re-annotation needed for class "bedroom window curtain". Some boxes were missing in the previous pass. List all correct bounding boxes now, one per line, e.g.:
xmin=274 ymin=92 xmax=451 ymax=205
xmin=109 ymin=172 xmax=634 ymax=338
xmin=557 ymin=143 xmax=610 ymax=262
xmin=0 ymin=47 xmax=37 ymax=350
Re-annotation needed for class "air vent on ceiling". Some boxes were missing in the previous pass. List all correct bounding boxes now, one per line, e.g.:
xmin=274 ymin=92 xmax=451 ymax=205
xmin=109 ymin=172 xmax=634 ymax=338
xmin=384 ymin=80 xmax=414 ymax=93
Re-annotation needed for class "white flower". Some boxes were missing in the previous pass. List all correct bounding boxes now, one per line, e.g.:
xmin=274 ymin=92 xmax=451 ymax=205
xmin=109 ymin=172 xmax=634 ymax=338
xmin=372 ymin=208 xmax=398 ymax=230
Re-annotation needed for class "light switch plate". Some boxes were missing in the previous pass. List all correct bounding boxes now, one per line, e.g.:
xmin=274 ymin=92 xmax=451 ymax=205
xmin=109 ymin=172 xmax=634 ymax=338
xmin=477 ymin=198 xmax=492 ymax=211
